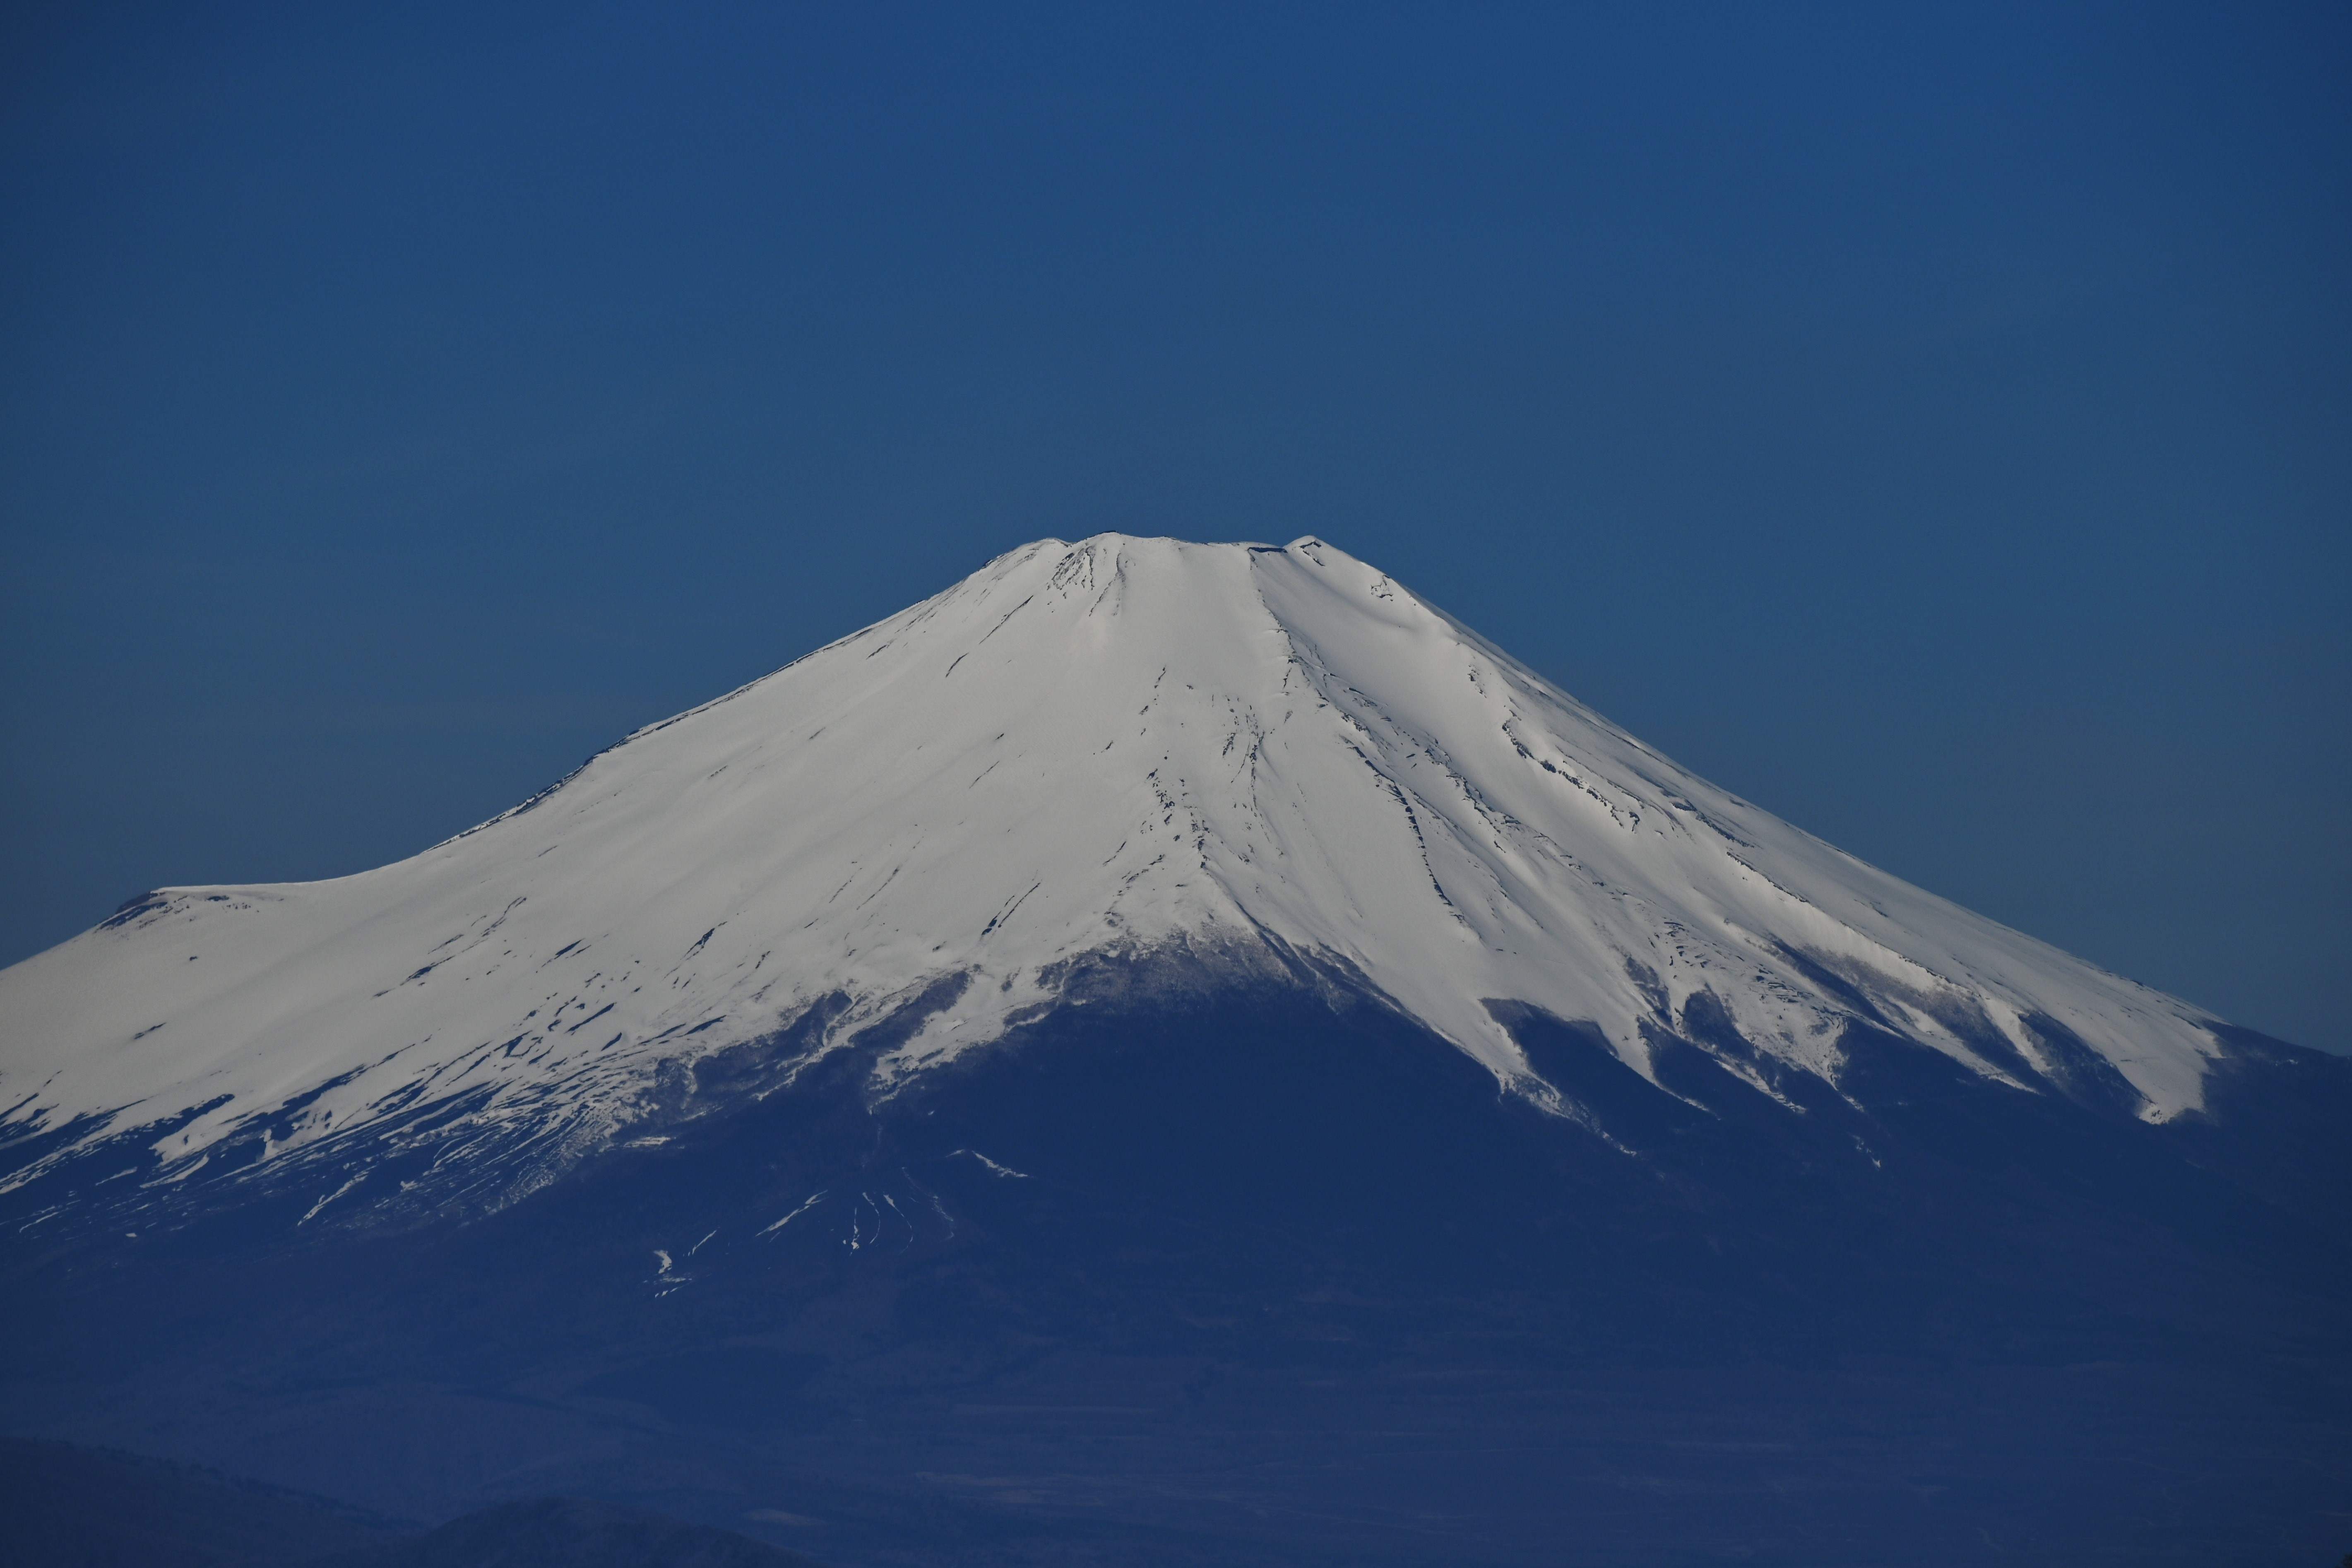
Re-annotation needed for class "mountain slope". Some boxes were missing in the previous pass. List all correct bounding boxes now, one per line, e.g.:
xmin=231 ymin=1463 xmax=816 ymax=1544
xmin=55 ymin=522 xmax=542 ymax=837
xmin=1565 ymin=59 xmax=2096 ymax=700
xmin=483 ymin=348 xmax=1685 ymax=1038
xmin=0 ymin=535 xmax=2236 ymax=1228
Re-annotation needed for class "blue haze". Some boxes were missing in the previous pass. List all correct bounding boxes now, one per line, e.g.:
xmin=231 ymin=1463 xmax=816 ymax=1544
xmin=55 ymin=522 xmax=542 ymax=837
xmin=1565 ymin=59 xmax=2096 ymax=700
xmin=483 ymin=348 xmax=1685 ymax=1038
xmin=0 ymin=2 xmax=2345 ymax=1050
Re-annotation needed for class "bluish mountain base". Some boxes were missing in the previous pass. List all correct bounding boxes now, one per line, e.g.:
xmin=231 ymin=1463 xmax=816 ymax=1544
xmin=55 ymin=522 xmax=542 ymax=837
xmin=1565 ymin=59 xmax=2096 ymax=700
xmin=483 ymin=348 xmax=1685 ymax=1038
xmin=5 ymin=960 xmax=2348 ymax=1566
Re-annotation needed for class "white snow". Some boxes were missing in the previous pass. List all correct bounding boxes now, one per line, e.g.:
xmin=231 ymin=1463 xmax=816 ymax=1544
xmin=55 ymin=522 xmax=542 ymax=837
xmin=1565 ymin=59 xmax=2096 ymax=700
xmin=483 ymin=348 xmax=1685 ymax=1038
xmin=760 ymin=1192 xmax=828 ymax=1236
xmin=298 ymin=1174 xmax=364 ymax=1225
xmin=954 ymin=1150 xmax=1033 ymax=1180
xmin=0 ymin=534 xmax=2230 ymax=1209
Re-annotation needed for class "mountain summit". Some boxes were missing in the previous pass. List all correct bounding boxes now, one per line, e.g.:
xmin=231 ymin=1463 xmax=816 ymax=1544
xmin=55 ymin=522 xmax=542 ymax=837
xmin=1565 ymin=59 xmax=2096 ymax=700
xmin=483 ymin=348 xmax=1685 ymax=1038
xmin=0 ymin=534 xmax=2239 ymax=1222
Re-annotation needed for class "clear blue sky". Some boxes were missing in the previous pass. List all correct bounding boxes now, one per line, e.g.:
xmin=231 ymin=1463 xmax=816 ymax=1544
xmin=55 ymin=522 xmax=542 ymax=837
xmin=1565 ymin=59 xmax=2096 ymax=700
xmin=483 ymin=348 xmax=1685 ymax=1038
xmin=2 ymin=2 xmax=2345 ymax=1050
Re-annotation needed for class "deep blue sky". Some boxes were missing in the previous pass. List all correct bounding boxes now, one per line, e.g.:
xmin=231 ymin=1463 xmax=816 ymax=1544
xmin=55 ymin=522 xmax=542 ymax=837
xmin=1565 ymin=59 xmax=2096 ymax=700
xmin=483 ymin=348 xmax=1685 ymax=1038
xmin=2 ymin=2 xmax=2346 ymax=1050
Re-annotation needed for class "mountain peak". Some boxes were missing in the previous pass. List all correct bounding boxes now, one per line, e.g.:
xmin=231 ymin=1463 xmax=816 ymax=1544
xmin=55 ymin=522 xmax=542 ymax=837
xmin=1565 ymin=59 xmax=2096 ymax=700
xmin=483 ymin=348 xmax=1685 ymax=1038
xmin=1 ymin=534 xmax=2226 ymax=1220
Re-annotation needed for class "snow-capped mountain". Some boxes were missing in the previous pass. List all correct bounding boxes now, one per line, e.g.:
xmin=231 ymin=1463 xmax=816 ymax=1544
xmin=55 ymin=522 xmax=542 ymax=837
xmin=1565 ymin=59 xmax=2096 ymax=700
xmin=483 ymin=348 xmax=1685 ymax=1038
xmin=6 ymin=535 xmax=2347 ymax=1567
xmin=0 ymin=534 xmax=2234 ymax=1223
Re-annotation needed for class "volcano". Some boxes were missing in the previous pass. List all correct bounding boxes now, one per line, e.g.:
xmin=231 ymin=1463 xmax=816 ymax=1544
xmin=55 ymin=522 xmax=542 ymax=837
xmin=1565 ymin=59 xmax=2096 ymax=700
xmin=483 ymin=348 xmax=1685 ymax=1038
xmin=4 ymin=536 xmax=2347 ymax=1568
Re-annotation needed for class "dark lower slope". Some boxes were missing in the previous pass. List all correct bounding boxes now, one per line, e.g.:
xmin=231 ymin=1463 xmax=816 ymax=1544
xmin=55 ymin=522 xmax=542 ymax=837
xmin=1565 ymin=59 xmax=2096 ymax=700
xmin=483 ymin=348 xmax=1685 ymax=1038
xmin=4 ymin=956 xmax=2349 ymax=1567
xmin=2167 ymin=1024 xmax=2352 ymax=1228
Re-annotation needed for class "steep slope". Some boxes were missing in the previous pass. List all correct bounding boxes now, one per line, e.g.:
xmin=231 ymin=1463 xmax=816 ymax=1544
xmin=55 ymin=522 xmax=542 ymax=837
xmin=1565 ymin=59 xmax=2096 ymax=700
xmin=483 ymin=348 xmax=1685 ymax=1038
xmin=0 ymin=535 xmax=2231 ymax=1227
